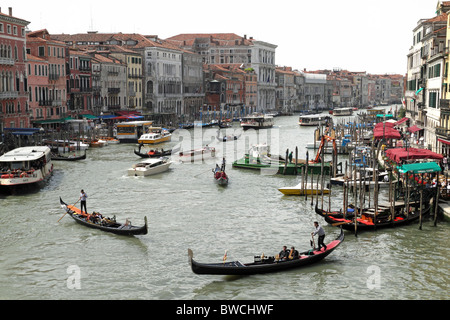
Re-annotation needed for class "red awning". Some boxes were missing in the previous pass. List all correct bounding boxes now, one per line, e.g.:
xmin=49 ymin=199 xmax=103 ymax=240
xmin=373 ymin=126 xmax=401 ymax=140
xmin=395 ymin=117 xmax=409 ymax=125
xmin=385 ymin=147 xmax=443 ymax=164
xmin=408 ymin=125 xmax=423 ymax=133
xmin=374 ymin=122 xmax=395 ymax=129
xmin=438 ymin=138 xmax=450 ymax=146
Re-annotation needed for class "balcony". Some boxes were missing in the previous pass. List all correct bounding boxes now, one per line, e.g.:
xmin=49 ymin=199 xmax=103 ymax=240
xmin=49 ymin=74 xmax=60 ymax=81
xmin=108 ymin=88 xmax=120 ymax=94
xmin=0 ymin=57 xmax=14 ymax=66
xmin=436 ymin=126 xmax=450 ymax=140
xmin=0 ymin=91 xmax=18 ymax=100
xmin=39 ymin=100 xmax=53 ymax=107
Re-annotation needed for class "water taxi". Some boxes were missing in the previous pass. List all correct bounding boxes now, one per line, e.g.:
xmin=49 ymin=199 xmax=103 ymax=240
xmin=116 ymin=121 xmax=154 ymax=143
xmin=241 ymin=114 xmax=274 ymax=130
xmin=298 ymin=115 xmax=331 ymax=127
xmin=127 ymin=158 xmax=172 ymax=176
xmin=138 ymin=128 xmax=172 ymax=144
xmin=176 ymin=146 xmax=216 ymax=163
xmin=0 ymin=146 xmax=53 ymax=192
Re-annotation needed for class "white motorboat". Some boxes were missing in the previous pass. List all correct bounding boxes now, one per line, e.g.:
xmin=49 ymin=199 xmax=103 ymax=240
xmin=138 ymin=128 xmax=172 ymax=144
xmin=127 ymin=157 xmax=172 ymax=176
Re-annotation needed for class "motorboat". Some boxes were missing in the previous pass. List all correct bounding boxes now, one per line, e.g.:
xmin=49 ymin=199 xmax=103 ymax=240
xmin=138 ymin=128 xmax=172 ymax=144
xmin=127 ymin=157 xmax=172 ymax=176
xmin=278 ymin=182 xmax=330 ymax=196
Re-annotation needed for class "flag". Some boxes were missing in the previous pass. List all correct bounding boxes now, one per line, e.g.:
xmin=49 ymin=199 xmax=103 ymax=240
xmin=223 ymin=250 xmax=228 ymax=262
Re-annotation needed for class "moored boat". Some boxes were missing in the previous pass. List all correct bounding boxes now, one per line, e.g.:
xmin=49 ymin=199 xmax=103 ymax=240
xmin=278 ymin=182 xmax=330 ymax=196
xmin=0 ymin=146 xmax=53 ymax=192
xmin=188 ymin=230 xmax=344 ymax=275
xmin=318 ymin=200 xmax=432 ymax=231
xmin=59 ymin=197 xmax=147 ymax=236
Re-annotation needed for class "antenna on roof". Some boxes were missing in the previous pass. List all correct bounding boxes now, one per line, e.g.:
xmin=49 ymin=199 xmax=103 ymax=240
xmin=88 ymin=5 xmax=94 ymax=32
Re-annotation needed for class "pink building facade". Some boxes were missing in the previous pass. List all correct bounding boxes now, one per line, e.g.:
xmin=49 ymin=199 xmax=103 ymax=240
xmin=0 ymin=8 xmax=30 ymax=130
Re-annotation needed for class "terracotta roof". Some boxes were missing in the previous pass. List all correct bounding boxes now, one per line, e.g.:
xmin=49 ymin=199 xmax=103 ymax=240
xmin=166 ymin=33 xmax=254 ymax=47
xmin=26 ymin=54 xmax=47 ymax=62
xmin=425 ymin=12 xmax=448 ymax=23
xmin=0 ymin=11 xmax=30 ymax=25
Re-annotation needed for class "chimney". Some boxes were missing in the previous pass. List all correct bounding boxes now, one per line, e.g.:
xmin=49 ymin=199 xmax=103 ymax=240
xmin=9 ymin=7 xmax=12 ymax=16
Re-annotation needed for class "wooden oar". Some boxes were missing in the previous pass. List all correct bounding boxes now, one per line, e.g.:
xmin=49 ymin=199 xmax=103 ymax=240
xmin=332 ymin=221 xmax=350 ymax=227
xmin=310 ymin=234 xmax=316 ymax=249
xmin=58 ymin=198 xmax=81 ymax=222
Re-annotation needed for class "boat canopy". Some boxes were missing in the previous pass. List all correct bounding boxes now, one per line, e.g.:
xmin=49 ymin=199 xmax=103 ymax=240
xmin=397 ymin=162 xmax=442 ymax=174
xmin=385 ymin=147 xmax=443 ymax=164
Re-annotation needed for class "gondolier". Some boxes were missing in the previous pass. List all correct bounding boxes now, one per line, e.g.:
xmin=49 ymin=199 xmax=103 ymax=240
xmin=80 ymin=189 xmax=88 ymax=214
xmin=311 ymin=221 xmax=327 ymax=251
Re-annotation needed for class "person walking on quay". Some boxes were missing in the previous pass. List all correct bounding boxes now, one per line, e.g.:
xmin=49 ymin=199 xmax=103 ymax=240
xmin=311 ymin=221 xmax=327 ymax=251
xmin=80 ymin=189 xmax=88 ymax=214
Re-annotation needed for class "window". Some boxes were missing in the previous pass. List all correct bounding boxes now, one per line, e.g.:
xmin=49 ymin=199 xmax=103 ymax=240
xmin=0 ymin=24 xmax=3 ymax=33
xmin=38 ymin=46 xmax=45 ymax=57
xmin=429 ymin=92 xmax=437 ymax=108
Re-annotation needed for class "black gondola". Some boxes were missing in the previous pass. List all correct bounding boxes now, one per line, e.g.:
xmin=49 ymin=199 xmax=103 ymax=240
xmin=59 ymin=197 xmax=147 ymax=236
xmin=51 ymin=151 xmax=86 ymax=161
xmin=216 ymin=133 xmax=241 ymax=142
xmin=134 ymin=144 xmax=179 ymax=158
xmin=317 ymin=203 xmax=431 ymax=231
xmin=188 ymin=230 xmax=344 ymax=275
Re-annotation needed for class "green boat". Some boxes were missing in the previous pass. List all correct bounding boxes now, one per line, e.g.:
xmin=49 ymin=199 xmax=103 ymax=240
xmin=232 ymin=144 xmax=331 ymax=175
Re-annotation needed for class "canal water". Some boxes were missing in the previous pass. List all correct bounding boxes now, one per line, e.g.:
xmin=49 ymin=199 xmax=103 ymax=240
xmin=0 ymin=111 xmax=448 ymax=300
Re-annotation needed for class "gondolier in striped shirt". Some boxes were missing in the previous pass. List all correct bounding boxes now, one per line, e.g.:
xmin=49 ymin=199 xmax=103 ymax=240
xmin=80 ymin=189 xmax=88 ymax=214
xmin=311 ymin=221 xmax=327 ymax=251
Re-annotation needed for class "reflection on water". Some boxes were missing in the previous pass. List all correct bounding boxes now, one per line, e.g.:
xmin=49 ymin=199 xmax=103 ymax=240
xmin=0 ymin=112 xmax=449 ymax=300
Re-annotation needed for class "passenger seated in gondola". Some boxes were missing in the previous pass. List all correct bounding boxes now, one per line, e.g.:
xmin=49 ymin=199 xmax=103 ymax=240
xmin=288 ymin=246 xmax=299 ymax=260
xmin=279 ymin=246 xmax=289 ymax=260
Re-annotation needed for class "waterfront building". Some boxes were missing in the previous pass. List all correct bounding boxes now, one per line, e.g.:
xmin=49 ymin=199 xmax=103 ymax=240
xmin=436 ymin=1 xmax=450 ymax=153
xmin=66 ymin=49 xmax=92 ymax=117
xmin=275 ymin=66 xmax=296 ymax=114
xmin=181 ymin=50 xmax=204 ymax=123
xmin=0 ymin=8 xmax=30 ymax=131
xmin=88 ymin=53 xmax=127 ymax=115
xmin=105 ymin=45 xmax=144 ymax=113
xmin=423 ymin=12 xmax=447 ymax=152
xmin=26 ymin=29 xmax=67 ymax=127
xmin=203 ymin=64 xmax=246 ymax=120
xmin=166 ymin=33 xmax=277 ymax=113
xmin=301 ymin=72 xmax=332 ymax=111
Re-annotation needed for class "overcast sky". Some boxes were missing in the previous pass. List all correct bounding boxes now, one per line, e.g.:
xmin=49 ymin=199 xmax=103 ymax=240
xmin=2 ymin=0 xmax=440 ymax=75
